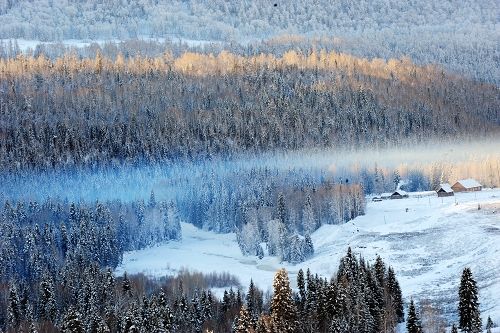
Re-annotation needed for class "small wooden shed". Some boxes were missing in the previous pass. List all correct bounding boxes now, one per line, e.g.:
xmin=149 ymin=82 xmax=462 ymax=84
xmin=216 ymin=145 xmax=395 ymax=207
xmin=436 ymin=183 xmax=454 ymax=197
xmin=390 ymin=190 xmax=408 ymax=199
xmin=451 ymin=179 xmax=482 ymax=192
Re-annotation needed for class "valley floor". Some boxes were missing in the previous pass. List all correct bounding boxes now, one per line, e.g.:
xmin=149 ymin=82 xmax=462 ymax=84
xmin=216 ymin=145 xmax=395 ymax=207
xmin=116 ymin=189 xmax=500 ymax=324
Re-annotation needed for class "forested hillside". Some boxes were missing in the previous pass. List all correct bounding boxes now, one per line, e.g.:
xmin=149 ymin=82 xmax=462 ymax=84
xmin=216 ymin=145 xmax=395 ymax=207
xmin=1 ymin=50 xmax=498 ymax=171
xmin=0 ymin=220 xmax=405 ymax=333
xmin=0 ymin=2 xmax=498 ymax=332
xmin=0 ymin=0 xmax=498 ymax=82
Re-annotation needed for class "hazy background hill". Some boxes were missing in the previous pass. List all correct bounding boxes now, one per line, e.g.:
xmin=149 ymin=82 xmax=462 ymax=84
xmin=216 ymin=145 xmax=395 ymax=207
xmin=0 ymin=0 xmax=498 ymax=83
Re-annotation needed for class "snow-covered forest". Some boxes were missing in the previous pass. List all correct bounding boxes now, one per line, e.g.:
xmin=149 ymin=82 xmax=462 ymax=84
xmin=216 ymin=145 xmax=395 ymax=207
xmin=0 ymin=51 xmax=498 ymax=170
xmin=0 ymin=0 xmax=498 ymax=83
xmin=0 ymin=1 xmax=499 ymax=332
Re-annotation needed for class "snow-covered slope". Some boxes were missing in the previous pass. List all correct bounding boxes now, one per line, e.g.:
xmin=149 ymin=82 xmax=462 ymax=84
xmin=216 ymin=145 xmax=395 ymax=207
xmin=116 ymin=189 xmax=500 ymax=324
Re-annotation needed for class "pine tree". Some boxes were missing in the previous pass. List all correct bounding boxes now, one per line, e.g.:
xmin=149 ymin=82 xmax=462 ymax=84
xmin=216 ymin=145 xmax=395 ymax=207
xmin=122 ymin=272 xmax=132 ymax=296
xmin=386 ymin=266 xmax=404 ymax=323
xmin=39 ymin=274 xmax=57 ymax=322
xmin=246 ymin=279 xmax=261 ymax=327
xmin=486 ymin=316 xmax=494 ymax=333
xmin=271 ymin=268 xmax=298 ymax=333
xmin=458 ymin=268 xmax=482 ymax=333
xmin=330 ymin=316 xmax=349 ymax=333
xmin=121 ymin=308 xmax=140 ymax=333
xmin=277 ymin=193 xmax=287 ymax=225
xmin=374 ymin=255 xmax=386 ymax=287
xmin=297 ymin=269 xmax=306 ymax=312
xmin=393 ymin=170 xmax=401 ymax=190
xmin=148 ymin=190 xmax=156 ymax=208
xmin=303 ymin=234 xmax=314 ymax=259
xmin=7 ymin=282 xmax=21 ymax=329
xmin=255 ymin=315 xmax=272 ymax=333
xmin=257 ymin=245 xmax=264 ymax=259
xmin=235 ymin=306 xmax=252 ymax=333
xmin=302 ymin=194 xmax=315 ymax=235
xmin=61 ymin=307 xmax=84 ymax=333
xmin=406 ymin=299 xmax=422 ymax=333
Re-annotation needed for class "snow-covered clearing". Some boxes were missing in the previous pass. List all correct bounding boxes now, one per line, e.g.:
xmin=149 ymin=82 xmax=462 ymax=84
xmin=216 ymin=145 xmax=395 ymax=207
xmin=116 ymin=189 xmax=500 ymax=324
xmin=0 ymin=37 xmax=223 ymax=53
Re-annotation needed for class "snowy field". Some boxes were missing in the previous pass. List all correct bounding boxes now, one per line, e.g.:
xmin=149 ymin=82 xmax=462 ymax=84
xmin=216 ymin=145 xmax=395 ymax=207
xmin=0 ymin=37 xmax=223 ymax=53
xmin=116 ymin=189 xmax=500 ymax=324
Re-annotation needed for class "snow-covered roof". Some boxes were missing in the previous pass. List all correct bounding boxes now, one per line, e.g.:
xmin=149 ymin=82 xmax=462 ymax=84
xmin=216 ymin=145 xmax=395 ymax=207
xmin=438 ymin=183 xmax=453 ymax=193
xmin=408 ymin=191 xmax=437 ymax=197
xmin=392 ymin=190 xmax=407 ymax=196
xmin=454 ymin=178 xmax=482 ymax=189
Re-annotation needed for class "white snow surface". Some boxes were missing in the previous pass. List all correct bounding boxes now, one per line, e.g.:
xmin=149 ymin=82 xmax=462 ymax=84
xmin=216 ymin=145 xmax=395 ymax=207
xmin=116 ymin=189 xmax=500 ymax=324
xmin=0 ymin=37 xmax=223 ymax=52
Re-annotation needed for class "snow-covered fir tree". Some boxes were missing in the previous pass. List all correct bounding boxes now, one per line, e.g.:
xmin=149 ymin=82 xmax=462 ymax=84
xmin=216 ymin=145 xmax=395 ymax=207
xmin=459 ymin=268 xmax=482 ymax=333
xmin=61 ymin=307 xmax=84 ymax=333
xmin=486 ymin=316 xmax=494 ymax=333
xmin=271 ymin=269 xmax=298 ymax=333
xmin=406 ymin=299 xmax=422 ymax=333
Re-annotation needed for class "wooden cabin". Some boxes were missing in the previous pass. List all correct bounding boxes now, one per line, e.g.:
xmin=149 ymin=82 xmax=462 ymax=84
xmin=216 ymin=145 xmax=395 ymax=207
xmin=451 ymin=179 xmax=482 ymax=192
xmin=390 ymin=190 xmax=408 ymax=199
xmin=436 ymin=183 xmax=454 ymax=197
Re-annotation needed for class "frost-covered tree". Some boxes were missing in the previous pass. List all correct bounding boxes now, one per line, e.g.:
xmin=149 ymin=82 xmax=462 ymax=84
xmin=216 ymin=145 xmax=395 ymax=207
xmin=38 ymin=274 xmax=57 ymax=322
xmin=7 ymin=282 xmax=21 ymax=329
xmin=406 ymin=299 xmax=422 ymax=333
xmin=459 ymin=268 xmax=482 ymax=333
xmin=61 ymin=307 xmax=84 ymax=333
xmin=237 ymin=219 xmax=260 ymax=256
xmin=271 ymin=269 xmax=298 ymax=333
xmin=486 ymin=316 xmax=494 ymax=333
xmin=386 ymin=267 xmax=404 ymax=323
xmin=393 ymin=170 xmax=401 ymax=190
xmin=162 ymin=202 xmax=182 ymax=241
xmin=302 ymin=194 xmax=315 ymax=235
xmin=148 ymin=190 xmax=156 ymax=208
xmin=235 ymin=306 xmax=252 ymax=333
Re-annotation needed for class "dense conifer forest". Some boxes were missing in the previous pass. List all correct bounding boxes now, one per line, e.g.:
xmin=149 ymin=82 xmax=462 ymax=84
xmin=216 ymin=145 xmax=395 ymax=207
xmin=1 ymin=233 xmax=407 ymax=333
xmin=0 ymin=4 xmax=499 ymax=330
xmin=0 ymin=51 xmax=498 ymax=171
xmin=0 ymin=0 xmax=498 ymax=83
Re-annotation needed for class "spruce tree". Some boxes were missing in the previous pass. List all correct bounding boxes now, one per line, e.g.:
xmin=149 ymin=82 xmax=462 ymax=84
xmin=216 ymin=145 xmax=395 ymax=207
xmin=277 ymin=193 xmax=287 ymax=225
xmin=122 ymin=272 xmax=132 ymax=296
xmin=458 ymin=268 xmax=482 ymax=333
xmin=61 ymin=307 xmax=84 ymax=333
xmin=393 ymin=170 xmax=401 ymax=190
xmin=406 ymin=299 xmax=422 ymax=333
xmin=39 ymin=274 xmax=57 ymax=322
xmin=148 ymin=190 xmax=156 ymax=208
xmin=386 ymin=266 xmax=404 ymax=323
xmin=303 ymin=234 xmax=314 ymax=259
xmin=257 ymin=245 xmax=264 ymax=259
xmin=255 ymin=315 xmax=271 ymax=333
xmin=297 ymin=269 xmax=306 ymax=312
xmin=246 ymin=279 xmax=260 ymax=327
xmin=7 ymin=282 xmax=21 ymax=329
xmin=235 ymin=306 xmax=252 ymax=333
xmin=271 ymin=268 xmax=298 ymax=333
xmin=330 ymin=317 xmax=349 ymax=333
xmin=486 ymin=316 xmax=494 ymax=333
xmin=374 ymin=255 xmax=386 ymax=287
xmin=302 ymin=194 xmax=315 ymax=235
